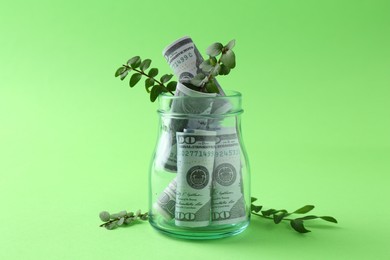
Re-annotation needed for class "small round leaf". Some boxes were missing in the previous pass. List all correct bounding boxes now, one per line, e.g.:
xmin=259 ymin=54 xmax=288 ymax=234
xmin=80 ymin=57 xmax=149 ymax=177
xmin=110 ymin=213 xmax=119 ymax=220
xmin=106 ymin=221 xmax=117 ymax=230
xmin=150 ymin=85 xmax=163 ymax=102
xmin=148 ymin=68 xmax=159 ymax=78
xmin=115 ymin=67 xmax=127 ymax=77
xmin=205 ymin=81 xmax=219 ymax=93
xmin=160 ymin=74 xmax=173 ymax=84
xmin=119 ymin=71 xmax=128 ymax=80
xmin=117 ymin=217 xmax=125 ymax=226
xmin=225 ymin=39 xmax=236 ymax=50
xmin=220 ymin=50 xmax=236 ymax=69
xmin=125 ymin=218 xmax=134 ymax=224
xmin=127 ymin=56 xmax=141 ymax=69
xmin=206 ymin=42 xmax=223 ymax=57
xmin=140 ymin=59 xmax=152 ymax=71
xmin=166 ymin=81 xmax=177 ymax=92
xmin=219 ymin=64 xmax=231 ymax=75
xmin=130 ymin=73 xmax=142 ymax=87
xmin=99 ymin=211 xmax=110 ymax=222
xmin=118 ymin=211 xmax=127 ymax=217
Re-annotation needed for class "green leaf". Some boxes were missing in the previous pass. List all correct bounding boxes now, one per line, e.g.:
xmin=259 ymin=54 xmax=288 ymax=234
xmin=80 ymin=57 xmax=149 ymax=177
xmin=251 ymin=197 xmax=258 ymax=203
xmin=115 ymin=67 xmax=127 ymax=77
xmin=290 ymin=219 xmax=311 ymax=233
xmin=219 ymin=64 xmax=231 ymax=75
xmin=190 ymin=73 xmax=206 ymax=87
xmin=199 ymin=60 xmax=214 ymax=73
xmin=125 ymin=218 xmax=134 ymax=224
xmin=118 ymin=211 xmax=127 ymax=217
xmin=320 ymin=216 xmax=338 ymax=223
xmin=220 ymin=49 xmax=236 ymax=69
xmin=160 ymin=74 xmax=173 ymax=84
xmin=273 ymin=211 xmax=288 ymax=224
xmin=205 ymin=81 xmax=219 ymax=93
xmin=261 ymin=209 xmax=277 ymax=217
xmin=150 ymin=85 xmax=163 ymax=102
xmin=167 ymin=81 xmax=177 ymax=92
xmin=119 ymin=71 xmax=128 ymax=80
xmin=209 ymin=57 xmax=217 ymax=66
xmin=145 ymin=78 xmax=155 ymax=92
xmin=211 ymin=63 xmax=221 ymax=76
xmin=99 ymin=211 xmax=110 ymax=222
xmin=225 ymin=39 xmax=236 ymax=50
xmin=129 ymin=73 xmax=142 ymax=87
xmin=295 ymin=215 xmax=337 ymax=223
xmin=127 ymin=56 xmax=141 ymax=69
xmin=140 ymin=59 xmax=151 ymax=71
xmin=148 ymin=68 xmax=158 ymax=77
xmin=251 ymin=204 xmax=262 ymax=213
xmin=293 ymin=205 xmax=315 ymax=214
xmin=106 ymin=221 xmax=117 ymax=230
xmin=296 ymin=215 xmax=319 ymax=221
xmin=206 ymin=42 xmax=223 ymax=57
xmin=110 ymin=213 xmax=119 ymax=220
xmin=117 ymin=217 xmax=125 ymax=226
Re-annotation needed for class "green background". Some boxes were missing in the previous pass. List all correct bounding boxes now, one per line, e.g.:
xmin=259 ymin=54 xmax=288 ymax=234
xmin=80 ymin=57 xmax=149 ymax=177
xmin=1 ymin=0 xmax=389 ymax=259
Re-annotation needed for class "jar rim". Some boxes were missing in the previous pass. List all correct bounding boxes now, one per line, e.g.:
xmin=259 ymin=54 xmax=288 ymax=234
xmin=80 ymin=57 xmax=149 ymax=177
xmin=158 ymin=89 xmax=242 ymax=101
xmin=157 ymin=89 xmax=243 ymax=117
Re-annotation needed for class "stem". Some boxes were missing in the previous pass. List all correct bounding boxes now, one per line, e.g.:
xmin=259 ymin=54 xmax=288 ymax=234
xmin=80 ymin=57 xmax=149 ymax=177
xmin=100 ymin=213 xmax=148 ymax=227
xmin=199 ymin=56 xmax=224 ymax=93
xmin=251 ymin=212 xmax=294 ymax=222
xmin=124 ymin=65 xmax=175 ymax=95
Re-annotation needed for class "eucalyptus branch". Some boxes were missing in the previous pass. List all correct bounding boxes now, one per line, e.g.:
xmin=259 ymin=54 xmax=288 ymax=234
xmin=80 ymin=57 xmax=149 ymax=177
xmin=122 ymin=64 xmax=175 ymax=95
xmin=250 ymin=197 xmax=338 ymax=233
xmin=99 ymin=198 xmax=337 ymax=233
xmin=115 ymin=56 xmax=177 ymax=102
xmin=99 ymin=209 xmax=148 ymax=230
xmin=190 ymin=39 xmax=236 ymax=93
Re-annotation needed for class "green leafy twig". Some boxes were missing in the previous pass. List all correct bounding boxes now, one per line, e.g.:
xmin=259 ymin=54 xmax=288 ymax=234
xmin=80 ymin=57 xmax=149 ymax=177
xmin=115 ymin=39 xmax=236 ymax=99
xmin=189 ymin=39 xmax=236 ymax=93
xmin=115 ymin=56 xmax=177 ymax=102
xmin=99 ymin=209 xmax=148 ymax=230
xmin=251 ymin=197 xmax=338 ymax=233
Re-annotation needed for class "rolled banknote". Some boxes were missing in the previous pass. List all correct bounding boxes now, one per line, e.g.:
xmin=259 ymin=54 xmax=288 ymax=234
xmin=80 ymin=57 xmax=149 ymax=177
xmin=211 ymin=127 xmax=246 ymax=225
xmin=154 ymin=82 xmax=217 ymax=172
xmin=163 ymin=36 xmax=225 ymax=96
xmin=163 ymin=36 xmax=232 ymax=124
xmin=175 ymin=130 xmax=216 ymax=227
xmin=153 ymin=178 xmax=177 ymax=220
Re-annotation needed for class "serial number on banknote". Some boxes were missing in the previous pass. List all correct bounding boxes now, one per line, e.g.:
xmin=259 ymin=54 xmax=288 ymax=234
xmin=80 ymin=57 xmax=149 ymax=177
xmin=181 ymin=150 xmax=240 ymax=157
xmin=172 ymin=53 xmax=194 ymax=69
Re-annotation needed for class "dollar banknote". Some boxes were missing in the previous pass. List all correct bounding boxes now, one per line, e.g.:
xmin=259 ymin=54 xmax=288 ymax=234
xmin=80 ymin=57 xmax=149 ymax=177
xmin=211 ymin=127 xmax=246 ymax=225
xmin=175 ymin=130 xmax=217 ymax=227
xmin=153 ymin=178 xmax=177 ymax=220
xmin=154 ymin=82 xmax=217 ymax=172
xmin=162 ymin=36 xmax=226 ymax=97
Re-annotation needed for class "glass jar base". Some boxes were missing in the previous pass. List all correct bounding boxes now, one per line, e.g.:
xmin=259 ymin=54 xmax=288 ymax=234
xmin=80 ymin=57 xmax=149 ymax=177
xmin=149 ymin=218 xmax=250 ymax=240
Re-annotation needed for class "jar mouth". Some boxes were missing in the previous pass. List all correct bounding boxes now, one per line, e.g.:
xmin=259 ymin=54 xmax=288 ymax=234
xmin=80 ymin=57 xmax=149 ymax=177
xmin=157 ymin=90 xmax=243 ymax=118
xmin=158 ymin=90 xmax=242 ymax=101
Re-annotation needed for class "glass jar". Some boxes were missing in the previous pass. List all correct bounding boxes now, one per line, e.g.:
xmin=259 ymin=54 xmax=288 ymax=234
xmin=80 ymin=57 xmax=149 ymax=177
xmin=148 ymin=89 xmax=250 ymax=239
